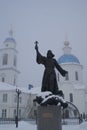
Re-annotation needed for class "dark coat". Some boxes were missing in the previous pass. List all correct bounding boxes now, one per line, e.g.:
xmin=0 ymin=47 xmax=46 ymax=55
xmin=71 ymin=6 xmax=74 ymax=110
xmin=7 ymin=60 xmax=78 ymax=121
xmin=36 ymin=50 xmax=67 ymax=94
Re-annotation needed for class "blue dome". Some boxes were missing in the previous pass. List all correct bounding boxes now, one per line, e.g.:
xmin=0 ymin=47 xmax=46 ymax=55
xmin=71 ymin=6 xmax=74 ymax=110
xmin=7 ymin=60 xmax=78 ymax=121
xmin=58 ymin=54 xmax=80 ymax=64
xmin=4 ymin=37 xmax=16 ymax=43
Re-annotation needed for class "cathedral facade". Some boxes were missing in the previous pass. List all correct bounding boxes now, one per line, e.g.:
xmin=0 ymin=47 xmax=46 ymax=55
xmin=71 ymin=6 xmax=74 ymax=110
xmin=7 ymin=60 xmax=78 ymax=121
xmin=57 ymin=39 xmax=87 ymax=115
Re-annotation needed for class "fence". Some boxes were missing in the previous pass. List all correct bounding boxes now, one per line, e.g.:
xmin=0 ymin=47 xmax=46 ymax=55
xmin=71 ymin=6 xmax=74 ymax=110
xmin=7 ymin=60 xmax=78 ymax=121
xmin=0 ymin=118 xmax=15 ymax=124
xmin=62 ymin=117 xmax=82 ymax=125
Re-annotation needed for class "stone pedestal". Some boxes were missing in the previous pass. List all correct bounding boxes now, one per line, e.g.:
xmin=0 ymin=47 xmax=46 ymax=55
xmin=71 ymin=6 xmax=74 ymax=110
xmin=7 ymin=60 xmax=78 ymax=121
xmin=37 ymin=105 xmax=62 ymax=130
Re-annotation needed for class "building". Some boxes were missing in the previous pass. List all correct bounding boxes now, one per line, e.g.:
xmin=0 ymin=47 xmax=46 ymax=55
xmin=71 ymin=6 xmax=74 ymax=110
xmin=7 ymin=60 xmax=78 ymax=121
xmin=0 ymin=31 xmax=87 ymax=119
xmin=0 ymin=82 xmax=30 ymax=119
xmin=0 ymin=30 xmax=20 ymax=86
xmin=0 ymin=31 xmax=31 ymax=120
xmin=56 ymin=39 xmax=87 ymax=116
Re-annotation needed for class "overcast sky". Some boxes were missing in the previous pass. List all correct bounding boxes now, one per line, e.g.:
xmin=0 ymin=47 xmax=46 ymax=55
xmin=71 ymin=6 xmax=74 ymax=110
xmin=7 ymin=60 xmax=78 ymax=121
xmin=0 ymin=0 xmax=87 ymax=88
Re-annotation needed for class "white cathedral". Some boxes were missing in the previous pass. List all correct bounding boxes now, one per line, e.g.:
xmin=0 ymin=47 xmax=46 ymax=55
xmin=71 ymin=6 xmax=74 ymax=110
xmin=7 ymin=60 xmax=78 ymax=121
xmin=57 ymin=40 xmax=87 ymax=115
xmin=0 ymin=31 xmax=87 ymax=120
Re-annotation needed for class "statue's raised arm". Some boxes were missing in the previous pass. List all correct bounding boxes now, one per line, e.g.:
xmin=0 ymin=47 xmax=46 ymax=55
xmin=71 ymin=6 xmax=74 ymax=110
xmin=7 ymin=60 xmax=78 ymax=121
xmin=34 ymin=41 xmax=39 ymax=53
xmin=34 ymin=41 xmax=46 ymax=65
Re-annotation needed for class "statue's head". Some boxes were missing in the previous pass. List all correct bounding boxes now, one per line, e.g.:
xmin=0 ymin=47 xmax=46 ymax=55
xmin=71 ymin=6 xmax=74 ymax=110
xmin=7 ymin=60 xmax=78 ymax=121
xmin=47 ymin=50 xmax=55 ymax=58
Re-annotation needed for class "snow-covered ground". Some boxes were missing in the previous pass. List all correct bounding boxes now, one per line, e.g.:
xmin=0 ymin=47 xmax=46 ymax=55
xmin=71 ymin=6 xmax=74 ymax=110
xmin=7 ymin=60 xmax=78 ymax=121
xmin=0 ymin=121 xmax=87 ymax=130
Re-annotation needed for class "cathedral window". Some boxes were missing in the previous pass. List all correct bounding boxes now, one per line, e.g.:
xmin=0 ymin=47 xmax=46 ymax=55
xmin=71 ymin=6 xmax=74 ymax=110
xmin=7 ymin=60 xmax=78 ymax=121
xmin=19 ymin=109 xmax=21 ymax=118
xmin=1 ymin=74 xmax=5 ymax=82
xmin=2 ymin=77 xmax=5 ymax=82
xmin=69 ymin=93 xmax=73 ymax=102
xmin=75 ymin=71 xmax=78 ymax=81
xmin=2 ymin=109 xmax=7 ymax=118
xmin=14 ymin=55 xmax=17 ymax=66
xmin=14 ymin=95 xmax=22 ymax=104
xmin=14 ymin=77 xmax=16 ymax=86
xmin=3 ymin=93 xmax=8 ymax=103
xmin=74 ymin=110 xmax=78 ymax=117
xmin=65 ymin=72 xmax=69 ymax=80
xmin=13 ymin=109 xmax=16 ymax=118
xmin=14 ymin=95 xmax=17 ymax=103
xmin=13 ymin=109 xmax=21 ymax=118
xmin=3 ymin=54 xmax=8 ymax=65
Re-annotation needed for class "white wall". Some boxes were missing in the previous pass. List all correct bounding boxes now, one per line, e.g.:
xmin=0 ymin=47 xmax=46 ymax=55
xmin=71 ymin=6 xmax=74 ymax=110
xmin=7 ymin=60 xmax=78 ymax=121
xmin=0 ymin=90 xmax=30 ymax=119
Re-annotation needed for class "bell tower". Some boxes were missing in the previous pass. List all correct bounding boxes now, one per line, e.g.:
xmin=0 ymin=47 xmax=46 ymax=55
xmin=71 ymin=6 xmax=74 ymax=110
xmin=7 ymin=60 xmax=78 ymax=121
xmin=0 ymin=30 xmax=20 ymax=86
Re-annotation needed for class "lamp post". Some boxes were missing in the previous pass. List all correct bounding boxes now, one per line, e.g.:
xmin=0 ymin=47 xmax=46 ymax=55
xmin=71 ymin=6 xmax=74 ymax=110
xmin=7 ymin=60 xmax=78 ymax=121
xmin=15 ymin=88 xmax=21 ymax=128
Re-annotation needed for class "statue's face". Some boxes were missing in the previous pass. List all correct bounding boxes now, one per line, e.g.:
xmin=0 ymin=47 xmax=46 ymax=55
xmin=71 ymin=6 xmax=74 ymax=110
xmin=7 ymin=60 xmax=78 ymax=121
xmin=47 ymin=50 xmax=54 ymax=58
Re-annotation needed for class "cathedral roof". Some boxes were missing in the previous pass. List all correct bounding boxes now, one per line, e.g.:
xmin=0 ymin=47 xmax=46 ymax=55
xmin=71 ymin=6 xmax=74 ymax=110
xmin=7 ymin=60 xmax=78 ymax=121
xmin=4 ymin=37 xmax=16 ymax=43
xmin=58 ymin=39 xmax=80 ymax=64
xmin=4 ymin=29 xmax=16 ymax=44
xmin=58 ymin=54 xmax=80 ymax=64
xmin=0 ymin=82 xmax=30 ymax=93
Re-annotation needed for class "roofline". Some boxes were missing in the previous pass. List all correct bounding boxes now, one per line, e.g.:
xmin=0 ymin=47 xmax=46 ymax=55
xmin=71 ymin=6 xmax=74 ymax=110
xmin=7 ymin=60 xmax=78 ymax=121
xmin=0 ymin=67 xmax=20 ymax=73
xmin=0 ymin=48 xmax=18 ymax=53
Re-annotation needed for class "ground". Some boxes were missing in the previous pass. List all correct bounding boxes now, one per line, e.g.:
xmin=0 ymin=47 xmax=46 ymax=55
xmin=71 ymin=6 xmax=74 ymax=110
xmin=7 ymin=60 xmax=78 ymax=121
xmin=0 ymin=120 xmax=87 ymax=130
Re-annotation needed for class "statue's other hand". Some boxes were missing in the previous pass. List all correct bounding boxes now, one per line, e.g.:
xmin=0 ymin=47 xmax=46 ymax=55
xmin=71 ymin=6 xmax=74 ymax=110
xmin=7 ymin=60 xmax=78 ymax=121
xmin=62 ymin=71 xmax=68 ymax=77
xmin=65 ymin=71 xmax=68 ymax=77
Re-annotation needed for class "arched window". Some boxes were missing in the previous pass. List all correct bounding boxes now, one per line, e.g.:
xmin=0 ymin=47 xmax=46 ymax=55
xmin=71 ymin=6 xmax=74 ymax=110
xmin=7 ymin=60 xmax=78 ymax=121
xmin=3 ymin=54 xmax=8 ymax=65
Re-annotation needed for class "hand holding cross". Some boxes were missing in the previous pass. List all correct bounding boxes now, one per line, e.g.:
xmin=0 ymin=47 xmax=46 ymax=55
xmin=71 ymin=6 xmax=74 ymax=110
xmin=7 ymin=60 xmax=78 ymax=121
xmin=34 ymin=41 xmax=39 ymax=51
